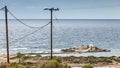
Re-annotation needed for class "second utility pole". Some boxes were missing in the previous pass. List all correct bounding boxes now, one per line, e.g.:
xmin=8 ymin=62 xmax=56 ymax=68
xmin=44 ymin=8 xmax=59 ymax=60
xmin=5 ymin=6 xmax=10 ymax=63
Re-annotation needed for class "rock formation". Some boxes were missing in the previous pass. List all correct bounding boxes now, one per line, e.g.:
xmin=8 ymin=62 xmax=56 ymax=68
xmin=61 ymin=45 xmax=110 ymax=53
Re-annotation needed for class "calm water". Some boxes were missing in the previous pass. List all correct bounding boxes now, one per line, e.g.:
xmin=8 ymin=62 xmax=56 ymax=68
xmin=0 ymin=19 xmax=120 ymax=56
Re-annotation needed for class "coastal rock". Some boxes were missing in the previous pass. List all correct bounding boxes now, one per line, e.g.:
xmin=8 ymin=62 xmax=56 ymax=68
xmin=61 ymin=45 xmax=110 ymax=53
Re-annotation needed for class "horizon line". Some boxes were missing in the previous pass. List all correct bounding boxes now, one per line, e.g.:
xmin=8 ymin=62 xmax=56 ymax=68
xmin=0 ymin=18 xmax=120 ymax=20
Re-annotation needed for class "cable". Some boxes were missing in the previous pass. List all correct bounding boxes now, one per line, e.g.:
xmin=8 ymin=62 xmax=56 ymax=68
xmin=0 ymin=6 xmax=5 ymax=11
xmin=7 ymin=9 xmax=45 ymax=29
xmin=9 ymin=22 xmax=50 ymax=44
xmin=54 ymin=15 xmax=59 ymax=23
xmin=1 ymin=7 xmax=50 ymax=44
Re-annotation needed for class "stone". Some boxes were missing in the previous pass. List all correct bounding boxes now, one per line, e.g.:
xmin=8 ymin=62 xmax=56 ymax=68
xmin=61 ymin=45 xmax=110 ymax=53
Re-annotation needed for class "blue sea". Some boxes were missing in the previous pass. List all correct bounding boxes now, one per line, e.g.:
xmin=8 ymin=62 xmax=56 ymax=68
xmin=0 ymin=19 xmax=120 ymax=57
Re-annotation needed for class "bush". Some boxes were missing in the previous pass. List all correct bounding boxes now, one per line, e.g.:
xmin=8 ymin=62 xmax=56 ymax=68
xmin=17 ymin=52 xmax=25 ymax=63
xmin=82 ymin=64 xmax=93 ymax=68
xmin=39 ymin=60 xmax=71 ymax=68
xmin=53 ymin=56 xmax=62 ymax=63
xmin=10 ymin=63 xmax=30 ymax=68
xmin=35 ymin=54 xmax=42 ymax=57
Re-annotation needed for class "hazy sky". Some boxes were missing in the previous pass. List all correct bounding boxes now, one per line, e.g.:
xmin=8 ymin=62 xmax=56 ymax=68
xmin=0 ymin=0 xmax=120 ymax=19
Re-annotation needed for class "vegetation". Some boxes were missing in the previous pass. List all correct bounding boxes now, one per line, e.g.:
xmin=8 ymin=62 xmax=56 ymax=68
xmin=1 ymin=54 xmax=120 ymax=68
xmin=62 ymin=56 xmax=120 ymax=65
xmin=17 ymin=52 xmax=25 ymax=63
xmin=0 ymin=60 xmax=70 ymax=68
xmin=39 ymin=60 xmax=71 ymax=68
xmin=7 ymin=54 xmax=70 ymax=68
xmin=53 ymin=56 xmax=62 ymax=63
xmin=82 ymin=65 xmax=93 ymax=68
xmin=10 ymin=52 xmax=42 ymax=63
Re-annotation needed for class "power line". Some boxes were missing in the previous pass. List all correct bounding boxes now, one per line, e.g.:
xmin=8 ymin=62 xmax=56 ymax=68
xmin=7 ymin=9 xmax=45 ymax=29
xmin=9 ymin=22 xmax=50 ymax=44
xmin=0 ymin=7 xmax=50 ymax=44
xmin=0 ymin=6 xmax=5 ymax=11
xmin=53 ymin=15 xmax=59 ymax=23
xmin=1 ymin=7 xmax=51 ymax=44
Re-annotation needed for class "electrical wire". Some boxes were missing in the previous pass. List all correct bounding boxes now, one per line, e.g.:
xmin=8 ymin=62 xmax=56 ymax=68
xmin=0 ymin=6 xmax=4 ymax=11
xmin=54 ymin=15 xmax=59 ymax=23
xmin=9 ymin=22 xmax=50 ymax=44
xmin=7 ymin=9 xmax=46 ymax=29
xmin=1 ymin=7 xmax=51 ymax=44
xmin=0 ymin=7 xmax=50 ymax=44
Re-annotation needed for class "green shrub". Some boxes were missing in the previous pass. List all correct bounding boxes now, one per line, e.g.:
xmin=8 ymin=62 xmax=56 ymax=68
xmin=105 ymin=60 xmax=112 ymax=63
xmin=82 ymin=64 xmax=93 ymax=68
xmin=39 ymin=60 xmax=71 ymax=68
xmin=11 ymin=63 xmax=21 ymax=68
xmin=35 ymin=54 xmax=42 ymax=57
xmin=10 ymin=63 xmax=30 ymax=68
xmin=17 ymin=52 xmax=25 ymax=63
xmin=53 ymin=56 xmax=62 ymax=63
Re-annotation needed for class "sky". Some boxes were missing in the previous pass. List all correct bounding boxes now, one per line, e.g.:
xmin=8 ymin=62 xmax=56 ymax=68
xmin=0 ymin=0 xmax=120 ymax=19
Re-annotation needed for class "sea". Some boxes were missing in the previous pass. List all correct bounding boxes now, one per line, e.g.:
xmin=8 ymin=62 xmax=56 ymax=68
xmin=0 ymin=19 xmax=120 ymax=57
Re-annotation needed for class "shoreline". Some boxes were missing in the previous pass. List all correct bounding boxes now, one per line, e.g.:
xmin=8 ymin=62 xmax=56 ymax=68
xmin=0 ymin=51 xmax=120 ymax=58
xmin=1 ymin=49 xmax=120 ymax=57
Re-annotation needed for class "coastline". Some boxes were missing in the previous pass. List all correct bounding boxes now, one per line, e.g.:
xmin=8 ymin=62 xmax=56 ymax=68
xmin=0 ymin=48 xmax=120 ymax=57
xmin=1 ymin=49 xmax=120 ymax=57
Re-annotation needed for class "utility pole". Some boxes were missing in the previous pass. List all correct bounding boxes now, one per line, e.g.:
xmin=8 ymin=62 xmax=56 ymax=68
xmin=5 ymin=6 xmax=10 ymax=63
xmin=44 ymin=8 xmax=59 ymax=60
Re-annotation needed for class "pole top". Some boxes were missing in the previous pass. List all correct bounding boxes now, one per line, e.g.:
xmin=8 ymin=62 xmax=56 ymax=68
xmin=44 ymin=8 xmax=59 ymax=11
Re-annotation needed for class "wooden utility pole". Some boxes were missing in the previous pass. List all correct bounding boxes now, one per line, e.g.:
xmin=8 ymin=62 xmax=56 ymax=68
xmin=5 ymin=6 xmax=10 ymax=63
xmin=44 ymin=8 xmax=59 ymax=60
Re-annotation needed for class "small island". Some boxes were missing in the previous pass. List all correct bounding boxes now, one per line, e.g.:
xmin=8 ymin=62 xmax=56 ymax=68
xmin=61 ymin=44 xmax=110 ymax=53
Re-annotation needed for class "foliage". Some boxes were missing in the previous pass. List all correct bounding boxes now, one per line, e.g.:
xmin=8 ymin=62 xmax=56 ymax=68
xmin=39 ymin=60 xmax=71 ymax=68
xmin=35 ymin=54 xmax=42 ymax=57
xmin=82 ymin=65 xmax=93 ymax=68
xmin=17 ymin=52 xmax=25 ymax=63
xmin=10 ymin=63 xmax=31 ymax=68
xmin=17 ymin=52 xmax=24 ymax=59
xmin=53 ymin=56 xmax=62 ymax=63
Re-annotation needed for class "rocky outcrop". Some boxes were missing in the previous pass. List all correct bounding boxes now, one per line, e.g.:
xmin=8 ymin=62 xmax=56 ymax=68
xmin=61 ymin=45 xmax=110 ymax=53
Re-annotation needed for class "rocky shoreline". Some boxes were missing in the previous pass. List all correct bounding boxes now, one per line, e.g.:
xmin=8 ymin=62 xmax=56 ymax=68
xmin=61 ymin=45 xmax=110 ymax=53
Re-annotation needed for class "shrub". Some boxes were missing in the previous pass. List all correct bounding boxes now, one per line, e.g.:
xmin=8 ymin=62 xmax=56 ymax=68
xmin=35 ymin=54 xmax=42 ymax=57
xmin=10 ymin=63 xmax=30 ymax=68
xmin=53 ymin=56 xmax=62 ymax=63
xmin=82 ymin=64 xmax=93 ymax=68
xmin=17 ymin=52 xmax=25 ymax=63
xmin=39 ymin=60 xmax=71 ymax=68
